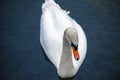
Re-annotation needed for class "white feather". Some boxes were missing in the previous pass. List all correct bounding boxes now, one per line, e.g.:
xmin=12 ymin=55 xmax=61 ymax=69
xmin=40 ymin=0 xmax=87 ymax=75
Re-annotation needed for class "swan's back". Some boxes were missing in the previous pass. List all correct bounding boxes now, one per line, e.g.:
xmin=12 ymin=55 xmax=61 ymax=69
xmin=40 ymin=0 xmax=87 ymax=70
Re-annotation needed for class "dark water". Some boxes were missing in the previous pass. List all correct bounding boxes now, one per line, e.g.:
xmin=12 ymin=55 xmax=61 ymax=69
xmin=0 ymin=0 xmax=120 ymax=80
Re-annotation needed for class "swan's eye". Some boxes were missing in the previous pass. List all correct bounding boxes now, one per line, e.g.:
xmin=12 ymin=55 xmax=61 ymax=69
xmin=74 ymin=44 xmax=78 ymax=50
xmin=71 ymin=43 xmax=77 ymax=48
xmin=71 ymin=43 xmax=78 ymax=50
xmin=71 ymin=43 xmax=80 ymax=61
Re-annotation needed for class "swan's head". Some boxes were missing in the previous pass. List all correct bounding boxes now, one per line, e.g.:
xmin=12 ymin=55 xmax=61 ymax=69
xmin=58 ymin=27 xmax=80 ymax=78
xmin=64 ymin=27 xmax=79 ymax=61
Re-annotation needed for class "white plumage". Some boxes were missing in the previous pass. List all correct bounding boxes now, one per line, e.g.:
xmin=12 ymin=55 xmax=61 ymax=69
xmin=40 ymin=0 xmax=87 ymax=78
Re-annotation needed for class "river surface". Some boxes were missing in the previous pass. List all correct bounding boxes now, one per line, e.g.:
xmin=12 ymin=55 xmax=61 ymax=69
xmin=1 ymin=0 xmax=120 ymax=80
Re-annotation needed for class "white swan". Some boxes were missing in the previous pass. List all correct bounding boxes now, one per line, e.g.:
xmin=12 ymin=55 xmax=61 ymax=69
xmin=40 ymin=0 xmax=87 ymax=78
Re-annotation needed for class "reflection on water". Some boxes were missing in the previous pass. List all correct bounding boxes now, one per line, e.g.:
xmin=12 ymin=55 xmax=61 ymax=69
xmin=1 ymin=0 xmax=120 ymax=80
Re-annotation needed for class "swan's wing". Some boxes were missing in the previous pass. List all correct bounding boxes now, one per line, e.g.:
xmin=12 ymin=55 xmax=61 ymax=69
xmin=40 ymin=1 xmax=75 ymax=69
xmin=40 ymin=8 xmax=61 ymax=69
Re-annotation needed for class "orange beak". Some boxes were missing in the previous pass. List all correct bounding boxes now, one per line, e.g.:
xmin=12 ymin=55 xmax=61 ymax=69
xmin=71 ymin=45 xmax=80 ymax=61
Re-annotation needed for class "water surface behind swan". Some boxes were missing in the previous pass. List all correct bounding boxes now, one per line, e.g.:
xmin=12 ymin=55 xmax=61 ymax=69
xmin=1 ymin=0 xmax=120 ymax=80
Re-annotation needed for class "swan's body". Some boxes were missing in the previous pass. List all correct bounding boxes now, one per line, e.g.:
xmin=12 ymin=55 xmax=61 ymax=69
xmin=40 ymin=0 xmax=87 ymax=78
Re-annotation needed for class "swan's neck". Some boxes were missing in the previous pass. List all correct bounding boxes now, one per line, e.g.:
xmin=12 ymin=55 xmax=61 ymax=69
xmin=58 ymin=29 xmax=76 ymax=78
